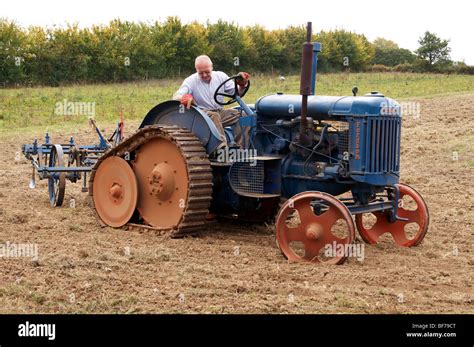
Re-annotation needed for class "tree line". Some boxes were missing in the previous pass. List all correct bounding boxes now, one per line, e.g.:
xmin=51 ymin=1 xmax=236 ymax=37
xmin=1 ymin=17 xmax=472 ymax=87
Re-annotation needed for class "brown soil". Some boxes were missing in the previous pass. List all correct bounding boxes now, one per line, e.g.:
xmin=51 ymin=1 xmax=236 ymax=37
xmin=0 ymin=93 xmax=473 ymax=313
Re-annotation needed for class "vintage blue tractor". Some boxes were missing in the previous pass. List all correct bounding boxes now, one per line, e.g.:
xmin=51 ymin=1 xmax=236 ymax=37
xmin=22 ymin=22 xmax=429 ymax=264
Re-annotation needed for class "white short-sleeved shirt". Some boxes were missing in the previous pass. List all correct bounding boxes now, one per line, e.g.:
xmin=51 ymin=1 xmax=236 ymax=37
xmin=174 ymin=71 xmax=236 ymax=110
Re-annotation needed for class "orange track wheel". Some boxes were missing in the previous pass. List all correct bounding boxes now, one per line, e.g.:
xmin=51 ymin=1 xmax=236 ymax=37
xmin=132 ymin=137 xmax=188 ymax=229
xmin=276 ymin=191 xmax=355 ymax=264
xmin=355 ymin=183 xmax=429 ymax=246
xmin=92 ymin=156 xmax=138 ymax=227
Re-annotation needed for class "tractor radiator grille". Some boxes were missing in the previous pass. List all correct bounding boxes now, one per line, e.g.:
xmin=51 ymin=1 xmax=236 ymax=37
xmin=327 ymin=121 xmax=350 ymax=153
xmin=336 ymin=122 xmax=350 ymax=153
xmin=229 ymin=160 xmax=264 ymax=195
xmin=365 ymin=117 xmax=401 ymax=173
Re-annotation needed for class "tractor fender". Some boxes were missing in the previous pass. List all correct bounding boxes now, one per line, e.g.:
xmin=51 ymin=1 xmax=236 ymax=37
xmin=139 ymin=100 xmax=224 ymax=154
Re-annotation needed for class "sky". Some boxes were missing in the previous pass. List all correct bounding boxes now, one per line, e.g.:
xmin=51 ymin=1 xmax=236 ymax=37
xmin=2 ymin=0 xmax=473 ymax=64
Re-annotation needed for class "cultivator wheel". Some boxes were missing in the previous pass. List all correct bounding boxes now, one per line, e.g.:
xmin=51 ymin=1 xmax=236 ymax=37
xmin=48 ymin=144 xmax=66 ymax=207
xmin=89 ymin=125 xmax=212 ymax=237
xmin=91 ymin=156 xmax=138 ymax=227
xmin=355 ymin=183 xmax=429 ymax=247
xmin=275 ymin=191 xmax=355 ymax=264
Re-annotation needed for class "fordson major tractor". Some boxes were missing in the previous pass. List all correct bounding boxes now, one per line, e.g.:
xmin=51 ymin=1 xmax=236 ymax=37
xmin=22 ymin=22 xmax=429 ymax=264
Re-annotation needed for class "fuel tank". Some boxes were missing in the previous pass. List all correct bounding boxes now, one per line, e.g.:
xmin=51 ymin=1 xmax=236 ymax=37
xmin=255 ymin=93 xmax=401 ymax=118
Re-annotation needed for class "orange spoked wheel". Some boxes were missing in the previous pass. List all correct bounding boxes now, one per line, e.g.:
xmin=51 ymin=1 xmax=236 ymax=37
xmin=92 ymin=156 xmax=138 ymax=227
xmin=355 ymin=183 xmax=429 ymax=247
xmin=275 ymin=191 xmax=355 ymax=264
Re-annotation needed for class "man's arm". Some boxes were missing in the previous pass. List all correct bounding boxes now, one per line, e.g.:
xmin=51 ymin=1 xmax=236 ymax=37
xmin=173 ymin=82 xmax=191 ymax=101
xmin=173 ymin=80 xmax=194 ymax=109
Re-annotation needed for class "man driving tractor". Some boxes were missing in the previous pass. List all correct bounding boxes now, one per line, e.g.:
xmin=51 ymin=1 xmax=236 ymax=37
xmin=173 ymin=55 xmax=250 ymax=148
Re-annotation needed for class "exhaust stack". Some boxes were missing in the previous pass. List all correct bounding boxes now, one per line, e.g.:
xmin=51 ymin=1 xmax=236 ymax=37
xmin=299 ymin=22 xmax=314 ymax=146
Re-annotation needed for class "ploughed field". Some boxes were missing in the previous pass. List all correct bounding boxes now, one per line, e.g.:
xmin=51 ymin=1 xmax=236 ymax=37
xmin=0 ymin=75 xmax=473 ymax=313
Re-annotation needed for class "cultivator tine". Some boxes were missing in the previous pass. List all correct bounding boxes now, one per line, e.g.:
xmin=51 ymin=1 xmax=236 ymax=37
xmin=29 ymin=166 xmax=36 ymax=189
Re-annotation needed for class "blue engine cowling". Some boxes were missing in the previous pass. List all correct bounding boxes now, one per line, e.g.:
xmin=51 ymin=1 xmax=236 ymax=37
xmin=252 ymin=92 xmax=402 ymax=200
xmin=255 ymin=93 xmax=400 ymax=118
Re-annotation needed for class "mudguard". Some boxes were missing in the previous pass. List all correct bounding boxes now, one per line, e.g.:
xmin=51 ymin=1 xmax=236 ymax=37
xmin=140 ymin=101 xmax=224 ymax=154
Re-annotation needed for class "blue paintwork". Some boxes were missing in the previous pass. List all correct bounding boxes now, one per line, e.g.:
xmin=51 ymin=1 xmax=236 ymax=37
xmin=255 ymin=94 xmax=401 ymax=118
xmin=311 ymin=42 xmax=321 ymax=95
xmin=140 ymin=100 xmax=224 ymax=154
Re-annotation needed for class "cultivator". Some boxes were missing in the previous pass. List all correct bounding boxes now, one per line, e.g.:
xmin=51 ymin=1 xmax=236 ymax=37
xmin=22 ymin=21 xmax=429 ymax=264
xmin=22 ymin=118 xmax=123 ymax=206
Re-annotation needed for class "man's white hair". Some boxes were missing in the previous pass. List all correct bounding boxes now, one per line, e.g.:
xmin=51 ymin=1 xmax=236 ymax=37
xmin=195 ymin=55 xmax=213 ymax=67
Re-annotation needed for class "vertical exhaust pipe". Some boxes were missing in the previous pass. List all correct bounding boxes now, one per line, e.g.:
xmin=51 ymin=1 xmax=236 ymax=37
xmin=299 ymin=22 xmax=314 ymax=146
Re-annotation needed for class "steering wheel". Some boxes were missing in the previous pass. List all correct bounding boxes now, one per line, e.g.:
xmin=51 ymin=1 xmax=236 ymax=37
xmin=213 ymin=75 xmax=251 ymax=106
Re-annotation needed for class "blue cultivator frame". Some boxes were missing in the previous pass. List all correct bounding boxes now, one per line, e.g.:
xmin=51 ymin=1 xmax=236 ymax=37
xmin=22 ymin=118 xmax=124 ymax=206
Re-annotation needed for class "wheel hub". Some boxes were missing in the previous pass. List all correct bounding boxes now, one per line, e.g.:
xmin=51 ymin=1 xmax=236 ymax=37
xmin=133 ymin=137 xmax=189 ymax=229
xmin=148 ymin=163 xmax=175 ymax=200
xmin=109 ymin=183 xmax=123 ymax=202
xmin=91 ymin=156 xmax=138 ymax=228
xmin=305 ymin=223 xmax=323 ymax=240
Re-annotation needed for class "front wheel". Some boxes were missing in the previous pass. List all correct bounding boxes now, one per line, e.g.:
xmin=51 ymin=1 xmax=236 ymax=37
xmin=275 ymin=191 xmax=355 ymax=264
xmin=355 ymin=183 xmax=429 ymax=246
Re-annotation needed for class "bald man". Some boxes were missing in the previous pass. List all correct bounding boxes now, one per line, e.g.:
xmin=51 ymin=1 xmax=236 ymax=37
xmin=173 ymin=55 xmax=250 ymax=148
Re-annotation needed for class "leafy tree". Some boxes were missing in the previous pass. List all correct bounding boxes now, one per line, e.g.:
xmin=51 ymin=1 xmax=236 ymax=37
xmin=316 ymin=30 xmax=374 ymax=71
xmin=244 ymin=25 xmax=283 ymax=72
xmin=416 ymin=31 xmax=451 ymax=66
xmin=2 ymin=18 xmax=468 ymax=87
xmin=372 ymin=38 xmax=416 ymax=66
xmin=373 ymin=38 xmax=399 ymax=50
xmin=206 ymin=20 xmax=249 ymax=73
xmin=274 ymin=25 xmax=306 ymax=73
xmin=0 ymin=19 xmax=27 ymax=85
xmin=176 ymin=22 xmax=211 ymax=75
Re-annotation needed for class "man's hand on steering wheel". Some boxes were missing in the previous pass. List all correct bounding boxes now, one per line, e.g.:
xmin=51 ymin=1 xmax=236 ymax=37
xmin=235 ymin=72 xmax=250 ymax=87
xmin=213 ymin=73 xmax=251 ymax=106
